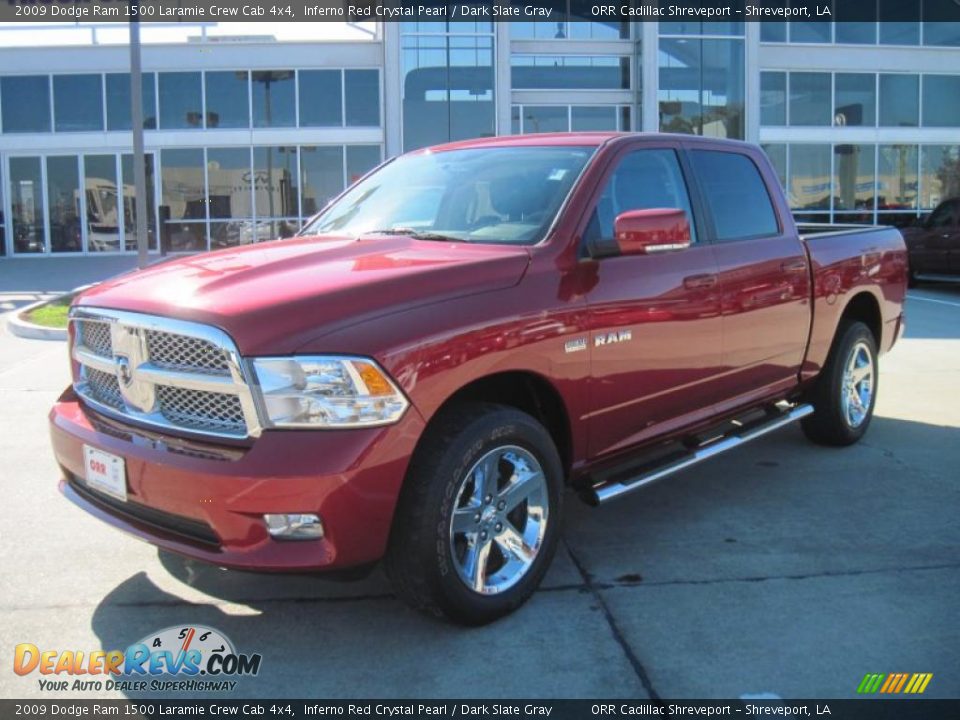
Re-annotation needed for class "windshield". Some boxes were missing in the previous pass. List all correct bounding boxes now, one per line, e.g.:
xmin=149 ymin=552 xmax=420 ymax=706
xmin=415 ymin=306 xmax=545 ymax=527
xmin=300 ymin=146 xmax=595 ymax=245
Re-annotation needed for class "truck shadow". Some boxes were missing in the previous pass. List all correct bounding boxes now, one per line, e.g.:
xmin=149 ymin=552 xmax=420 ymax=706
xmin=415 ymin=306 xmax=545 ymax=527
xmin=88 ymin=416 xmax=960 ymax=699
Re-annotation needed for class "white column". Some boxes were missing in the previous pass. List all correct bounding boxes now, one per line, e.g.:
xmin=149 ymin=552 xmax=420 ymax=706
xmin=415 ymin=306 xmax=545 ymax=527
xmin=381 ymin=22 xmax=403 ymax=158
xmin=744 ymin=21 xmax=761 ymax=144
xmin=641 ymin=22 xmax=659 ymax=132
xmin=495 ymin=18 xmax=512 ymax=136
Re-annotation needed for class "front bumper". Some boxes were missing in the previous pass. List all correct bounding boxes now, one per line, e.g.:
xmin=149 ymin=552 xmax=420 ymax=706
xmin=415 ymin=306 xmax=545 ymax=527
xmin=50 ymin=387 xmax=425 ymax=571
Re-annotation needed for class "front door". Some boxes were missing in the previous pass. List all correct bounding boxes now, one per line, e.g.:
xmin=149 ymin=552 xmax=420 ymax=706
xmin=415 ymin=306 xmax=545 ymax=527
xmin=582 ymin=145 xmax=724 ymax=459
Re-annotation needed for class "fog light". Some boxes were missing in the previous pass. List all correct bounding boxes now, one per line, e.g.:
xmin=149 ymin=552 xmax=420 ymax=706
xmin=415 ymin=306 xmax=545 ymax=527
xmin=263 ymin=513 xmax=324 ymax=540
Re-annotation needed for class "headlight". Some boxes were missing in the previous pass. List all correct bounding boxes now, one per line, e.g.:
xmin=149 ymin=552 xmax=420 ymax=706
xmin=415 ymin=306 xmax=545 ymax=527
xmin=250 ymin=356 xmax=409 ymax=428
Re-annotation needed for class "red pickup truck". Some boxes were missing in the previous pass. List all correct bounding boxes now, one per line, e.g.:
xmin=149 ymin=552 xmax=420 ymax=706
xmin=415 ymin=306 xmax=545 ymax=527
xmin=50 ymin=133 xmax=907 ymax=624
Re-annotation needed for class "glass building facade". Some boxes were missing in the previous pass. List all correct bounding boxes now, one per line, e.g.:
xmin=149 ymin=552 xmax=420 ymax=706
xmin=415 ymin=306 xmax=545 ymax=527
xmin=1 ymin=12 xmax=959 ymax=257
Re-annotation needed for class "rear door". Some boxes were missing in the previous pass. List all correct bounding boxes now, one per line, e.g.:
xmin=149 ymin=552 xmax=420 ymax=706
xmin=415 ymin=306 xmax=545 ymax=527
xmin=942 ymin=200 xmax=960 ymax=275
xmin=912 ymin=200 xmax=955 ymax=275
xmin=581 ymin=141 xmax=724 ymax=459
xmin=685 ymin=144 xmax=812 ymax=409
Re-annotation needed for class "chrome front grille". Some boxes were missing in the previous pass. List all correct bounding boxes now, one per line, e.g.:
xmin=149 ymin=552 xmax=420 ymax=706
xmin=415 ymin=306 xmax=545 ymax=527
xmin=146 ymin=330 xmax=230 ymax=375
xmin=80 ymin=321 xmax=113 ymax=358
xmin=157 ymin=385 xmax=246 ymax=434
xmin=85 ymin=367 xmax=124 ymax=411
xmin=70 ymin=309 xmax=261 ymax=439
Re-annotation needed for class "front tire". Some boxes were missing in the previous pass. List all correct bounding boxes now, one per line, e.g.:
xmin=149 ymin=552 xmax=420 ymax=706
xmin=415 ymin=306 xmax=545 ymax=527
xmin=385 ymin=403 xmax=563 ymax=625
xmin=802 ymin=321 xmax=878 ymax=446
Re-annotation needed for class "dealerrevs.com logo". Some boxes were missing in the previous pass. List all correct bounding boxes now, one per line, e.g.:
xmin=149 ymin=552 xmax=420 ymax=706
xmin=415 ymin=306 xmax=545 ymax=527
xmin=13 ymin=625 xmax=262 ymax=693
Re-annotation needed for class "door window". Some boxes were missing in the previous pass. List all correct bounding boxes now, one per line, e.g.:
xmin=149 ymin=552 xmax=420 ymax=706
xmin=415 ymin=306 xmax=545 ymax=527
xmin=928 ymin=201 xmax=956 ymax=228
xmin=584 ymin=148 xmax=697 ymax=253
xmin=690 ymin=150 xmax=780 ymax=242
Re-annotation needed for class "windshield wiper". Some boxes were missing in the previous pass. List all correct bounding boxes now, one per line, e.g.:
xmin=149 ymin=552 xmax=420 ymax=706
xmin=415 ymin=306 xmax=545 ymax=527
xmin=363 ymin=228 xmax=465 ymax=243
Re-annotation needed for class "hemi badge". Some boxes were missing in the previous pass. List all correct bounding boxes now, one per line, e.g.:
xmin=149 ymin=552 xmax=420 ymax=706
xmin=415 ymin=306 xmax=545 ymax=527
xmin=564 ymin=338 xmax=587 ymax=354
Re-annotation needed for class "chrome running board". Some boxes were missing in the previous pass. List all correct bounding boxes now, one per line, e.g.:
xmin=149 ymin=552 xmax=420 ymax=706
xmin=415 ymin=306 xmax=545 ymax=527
xmin=583 ymin=404 xmax=814 ymax=506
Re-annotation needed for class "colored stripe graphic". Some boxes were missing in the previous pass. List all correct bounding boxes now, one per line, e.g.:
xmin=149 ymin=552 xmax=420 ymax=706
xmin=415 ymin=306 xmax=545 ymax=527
xmin=857 ymin=674 xmax=885 ymax=693
xmin=857 ymin=673 xmax=932 ymax=694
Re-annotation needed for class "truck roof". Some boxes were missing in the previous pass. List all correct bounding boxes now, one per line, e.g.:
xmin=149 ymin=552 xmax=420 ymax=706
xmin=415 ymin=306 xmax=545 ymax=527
xmin=422 ymin=132 xmax=755 ymax=153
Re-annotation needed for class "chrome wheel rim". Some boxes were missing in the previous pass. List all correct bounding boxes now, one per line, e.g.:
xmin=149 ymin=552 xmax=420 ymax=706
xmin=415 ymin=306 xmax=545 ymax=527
xmin=841 ymin=340 xmax=874 ymax=428
xmin=449 ymin=445 xmax=549 ymax=596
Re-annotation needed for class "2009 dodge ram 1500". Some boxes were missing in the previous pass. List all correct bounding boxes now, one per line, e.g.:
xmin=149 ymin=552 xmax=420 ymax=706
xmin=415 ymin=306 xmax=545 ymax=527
xmin=50 ymin=133 xmax=907 ymax=624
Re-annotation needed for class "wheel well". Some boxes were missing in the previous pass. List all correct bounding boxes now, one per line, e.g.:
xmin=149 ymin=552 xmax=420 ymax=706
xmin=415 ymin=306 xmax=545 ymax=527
xmin=840 ymin=292 xmax=882 ymax=347
xmin=431 ymin=372 xmax=573 ymax=477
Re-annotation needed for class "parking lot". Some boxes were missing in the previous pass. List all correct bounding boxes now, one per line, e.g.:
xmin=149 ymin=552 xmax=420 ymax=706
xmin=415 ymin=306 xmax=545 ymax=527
xmin=0 ymin=277 xmax=957 ymax=700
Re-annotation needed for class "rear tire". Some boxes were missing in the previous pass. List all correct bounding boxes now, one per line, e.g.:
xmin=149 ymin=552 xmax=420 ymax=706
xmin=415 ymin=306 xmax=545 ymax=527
xmin=385 ymin=402 xmax=563 ymax=625
xmin=801 ymin=321 xmax=878 ymax=446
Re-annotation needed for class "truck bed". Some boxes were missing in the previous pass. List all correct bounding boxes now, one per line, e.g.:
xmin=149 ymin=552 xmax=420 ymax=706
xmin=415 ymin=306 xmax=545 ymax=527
xmin=798 ymin=222 xmax=908 ymax=382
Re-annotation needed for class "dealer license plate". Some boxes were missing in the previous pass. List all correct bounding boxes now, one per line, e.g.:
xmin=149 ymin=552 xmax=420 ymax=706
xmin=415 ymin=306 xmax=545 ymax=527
xmin=83 ymin=445 xmax=127 ymax=502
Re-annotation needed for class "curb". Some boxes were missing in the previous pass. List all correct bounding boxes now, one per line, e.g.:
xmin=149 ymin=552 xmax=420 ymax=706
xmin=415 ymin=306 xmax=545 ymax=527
xmin=5 ymin=284 xmax=95 ymax=342
xmin=6 ymin=297 xmax=68 ymax=341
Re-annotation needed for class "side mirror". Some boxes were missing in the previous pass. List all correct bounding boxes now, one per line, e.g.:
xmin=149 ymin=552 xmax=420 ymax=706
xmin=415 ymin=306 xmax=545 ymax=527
xmin=613 ymin=209 xmax=691 ymax=256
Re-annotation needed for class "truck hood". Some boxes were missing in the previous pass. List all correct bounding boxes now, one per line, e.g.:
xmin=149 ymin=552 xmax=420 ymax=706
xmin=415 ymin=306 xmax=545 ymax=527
xmin=76 ymin=235 xmax=531 ymax=356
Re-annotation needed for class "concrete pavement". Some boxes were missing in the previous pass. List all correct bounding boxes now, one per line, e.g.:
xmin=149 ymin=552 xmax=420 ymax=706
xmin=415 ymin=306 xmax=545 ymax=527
xmin=0 ymin=284 xmax=957 ymax=700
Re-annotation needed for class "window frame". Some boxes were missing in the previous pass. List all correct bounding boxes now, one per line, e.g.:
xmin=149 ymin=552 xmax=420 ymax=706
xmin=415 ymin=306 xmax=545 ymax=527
xmin=684 ymin=145 xmax=785 ymax=244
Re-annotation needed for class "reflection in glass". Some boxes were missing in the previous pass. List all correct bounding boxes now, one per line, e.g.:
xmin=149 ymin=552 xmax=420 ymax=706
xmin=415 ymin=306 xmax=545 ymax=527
xmin=877 ymin=145 xmax=918 ymax=211
xmin=299 ymin=70 xmax=342 ymax=127
xmin=205 ymin=71 xmax=250 ymax=129
xmin=658 ymin=38 xmax=744 ymax=139
xmin=345 ymin=70 xmax=380 ymax=126
xmin=122 ymin=153 xmax=157 ymax=252
xmin=522 ymin=106 xmax=567 ymax=134
xmin=106 ymin=73 xmax=157 ymax=130
xmin=1 ymin=76 xmax=51 ymax=133
xmin=920 ymin=145 xmax=960 ymax=209
xmin=159 ymin=72 xmax=202 ymax=129
xmin=921 ymin=75 xmax=960 ymax=127
xmin=835 ymin=0 xmax=876 ymax=45
xmin=761 ymin=144 xmax=787 ymax=189
xmin=84 ymin=155 xmax=120 ymax=252
xmin=10 ymin=157 xmax=45 ymax=253
xmin=835 ymin=24 xmax=876 ymax=44
xmin=511 ymin=17 xmax=628 ymax=40
xmin=160 ymin=148 xmax=206 ymax=251
xmin=346 ymin=145 xmax=381 ymax=185
xmin=761 ymin=22 xmax=787 ymax=42
xmin=253 ymin=147 xmax=298 ymax=220
xmin=879 ymin=74 xmax=919 ymax=127
xmin=924 ymin=4 xmax=960 ymax=47
xmin=790 ymin=20 xmax=831 ymax=44
xmin=511 ymin=55 xmax=629 ymax=90
xmin=252 ymin=71 xmax=296 ymax=128
xmin=833 ymin=144 xmax=876 ymax=212
xmin=54 ymin=75 xmax=103 ymax=132
xmin=789 ymin=73 xmax=831 ymax=126
xmin=879 ymin=0 xmax=920 ymax=45
xmin=47 ymin=156 xmax=81 ymax=252
xmin=788 ymin=144 xmax=831 ymax=210
xmin=207 ymin=148 xmax=252 ymax=222
xmin=511 ymin=106 xmax=520 ymax=134
xmin=300 ymin=146 xmax=344 ymax=218
xmin=760 ymin=72 xmax=786 ymax=126
xmin=660 ymin=20 xmax=744 ymax=36
xmin=834 ymin=74 xmax=875 ymax=126
xmin=402 ymin=34 xmax=495 ymax=151
xmin=571 ymin=106 xmax=619 ymax=131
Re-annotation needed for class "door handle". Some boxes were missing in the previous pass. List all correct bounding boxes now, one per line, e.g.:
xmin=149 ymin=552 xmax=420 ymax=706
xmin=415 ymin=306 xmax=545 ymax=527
xmin=683 ymin=273 xmax=718 ymax=290
xmin=781 ymin=258 xmax=808 ymax=273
